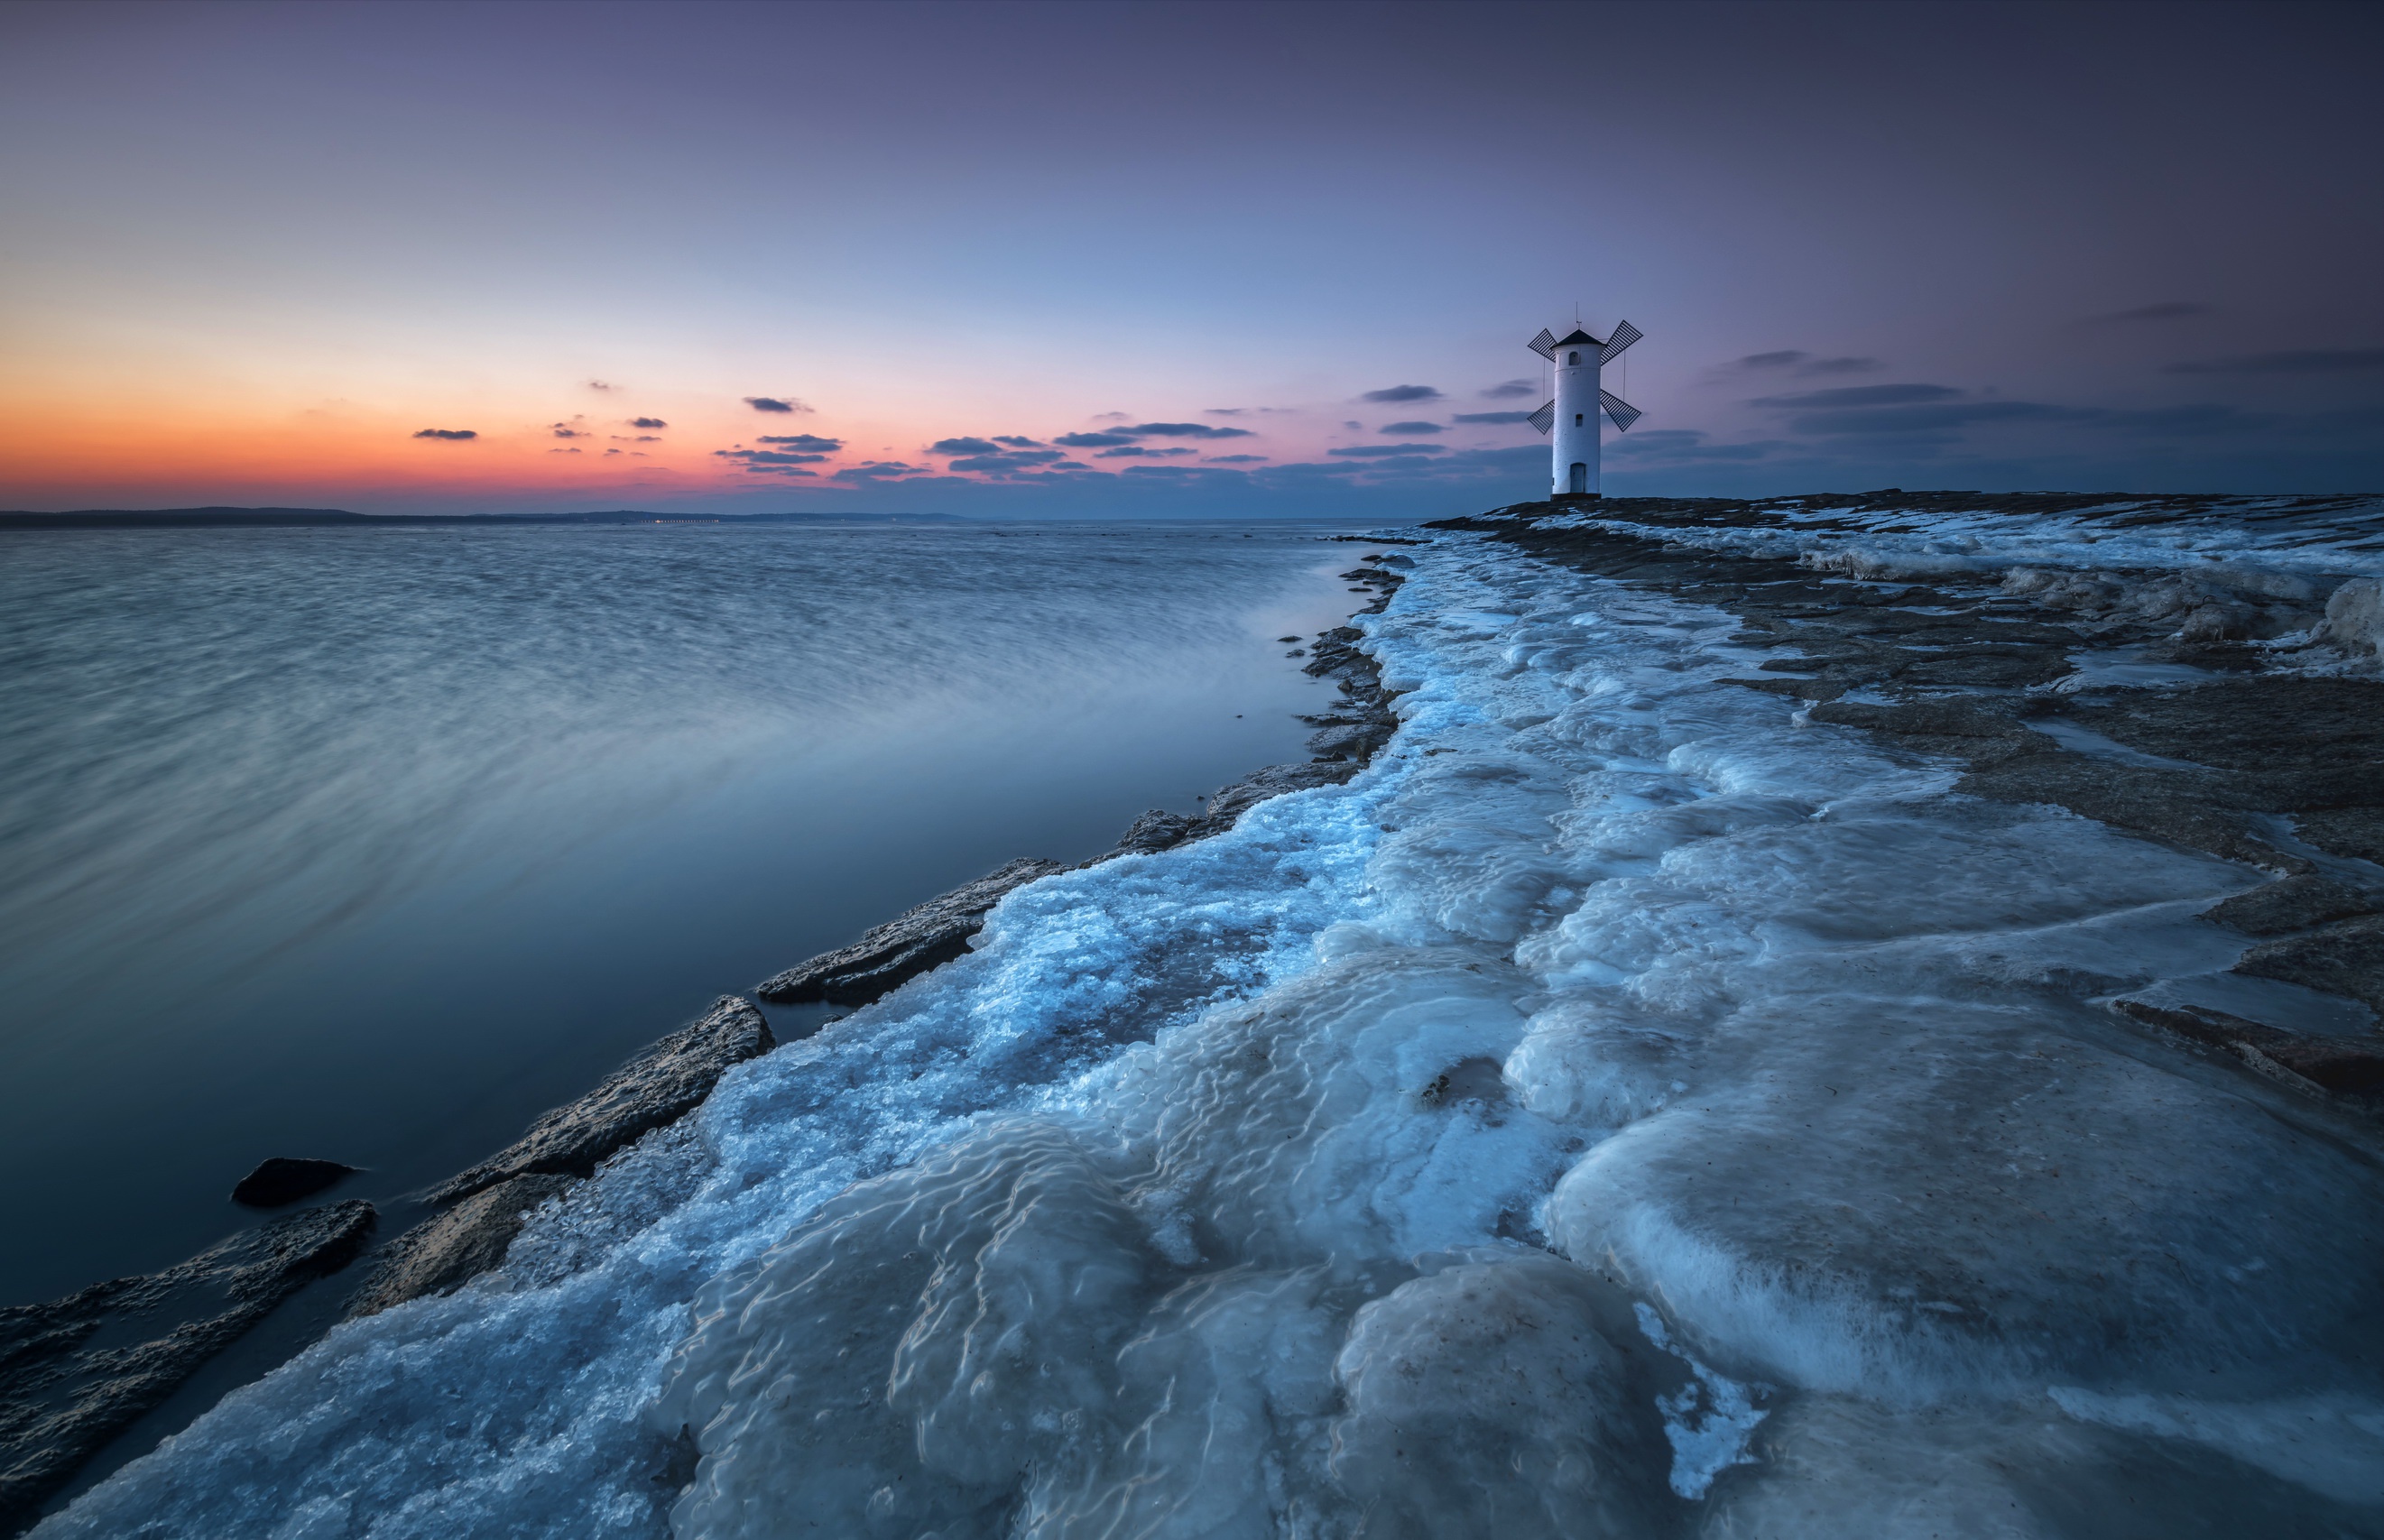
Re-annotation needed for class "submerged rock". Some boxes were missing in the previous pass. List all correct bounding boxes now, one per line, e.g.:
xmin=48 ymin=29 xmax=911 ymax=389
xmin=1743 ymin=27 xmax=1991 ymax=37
xmin=428 ymin=996 xmax=772 ymax=1204
xmin=347 ymin=1174 xmax=577 ymax=1318
xmin=229 ymin=1157 xmax=356 ymax=1208
xmin=754 ymin=859 xmax=1065 ymax=1006
xmin=0 ymin=1201 xmax=374 ymax=1531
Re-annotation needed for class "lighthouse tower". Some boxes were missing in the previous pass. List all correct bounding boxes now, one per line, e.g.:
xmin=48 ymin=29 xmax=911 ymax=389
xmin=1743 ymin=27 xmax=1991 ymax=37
xmin=1526 ymin=319 xmax=1642 ymax=502
xmin=1550 ymin=329 xmax=1603 ymax=499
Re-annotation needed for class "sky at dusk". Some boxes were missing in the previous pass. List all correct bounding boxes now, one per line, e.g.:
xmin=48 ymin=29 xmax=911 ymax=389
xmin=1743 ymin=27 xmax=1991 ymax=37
xmin=2 ymin=0 xmax=2379 ymax=518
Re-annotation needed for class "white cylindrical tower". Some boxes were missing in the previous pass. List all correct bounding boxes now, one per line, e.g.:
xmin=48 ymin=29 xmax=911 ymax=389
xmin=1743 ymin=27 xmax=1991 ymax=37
xmin=1549 ymin=328 xmax=1603 ymax=499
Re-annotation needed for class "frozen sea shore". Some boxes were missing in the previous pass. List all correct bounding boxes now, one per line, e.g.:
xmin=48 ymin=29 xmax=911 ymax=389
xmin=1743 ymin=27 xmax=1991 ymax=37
xmin=32 ymin=493 xmax=2384 ymax=1538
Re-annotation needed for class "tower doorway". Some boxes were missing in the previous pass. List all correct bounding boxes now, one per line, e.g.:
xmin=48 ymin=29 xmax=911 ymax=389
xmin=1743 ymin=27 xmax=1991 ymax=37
xmin=1567 ymin=462 xmax=1588 ymax=495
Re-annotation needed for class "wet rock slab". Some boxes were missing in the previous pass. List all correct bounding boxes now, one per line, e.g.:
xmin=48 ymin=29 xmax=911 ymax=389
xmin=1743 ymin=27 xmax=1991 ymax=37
xmin=0 ymin=1200 xmax=375 ymax=1532
xmin=347 ymin=1174 xmax=578 ymax=1318
xmin=754 ymin=858 xmax=1066 ymax=1007
xmin=428 ymin=995 xmax=772 ymax=1203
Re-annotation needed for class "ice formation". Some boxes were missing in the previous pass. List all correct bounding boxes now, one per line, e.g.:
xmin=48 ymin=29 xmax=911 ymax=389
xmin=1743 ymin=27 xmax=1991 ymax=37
xmin=40 ymin=516 xmax=2384 ymax=1538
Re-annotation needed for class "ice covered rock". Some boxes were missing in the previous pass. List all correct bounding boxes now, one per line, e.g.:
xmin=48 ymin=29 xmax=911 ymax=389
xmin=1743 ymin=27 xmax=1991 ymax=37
xmin=2323 ymin=576 xmax=2383 ymax=660
xmin=1329 ymin=1253 xmax=1668 ymax=1539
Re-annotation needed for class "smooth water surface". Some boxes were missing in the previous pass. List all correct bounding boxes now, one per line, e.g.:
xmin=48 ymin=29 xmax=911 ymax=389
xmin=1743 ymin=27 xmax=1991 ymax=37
xmin=0 ymin=521 xmax=1366 ymax=1306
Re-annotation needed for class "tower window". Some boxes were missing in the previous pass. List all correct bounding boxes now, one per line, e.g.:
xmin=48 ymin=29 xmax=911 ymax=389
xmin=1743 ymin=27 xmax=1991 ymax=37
xmin=1566 ymin=351 xmax=1581 ymax=365
xmin=1575 ymin=413 xmax=1584 ymax=426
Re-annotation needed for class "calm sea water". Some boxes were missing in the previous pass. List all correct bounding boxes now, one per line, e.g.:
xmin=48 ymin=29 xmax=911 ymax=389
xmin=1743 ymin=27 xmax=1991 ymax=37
xmin=0 ymin=520 xmax=1370 ymax=1307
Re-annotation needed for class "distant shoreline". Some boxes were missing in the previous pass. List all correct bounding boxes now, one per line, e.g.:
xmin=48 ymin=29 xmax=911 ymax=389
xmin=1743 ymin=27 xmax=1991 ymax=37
xmin=0 ymin=507 xmax=968 ymax=530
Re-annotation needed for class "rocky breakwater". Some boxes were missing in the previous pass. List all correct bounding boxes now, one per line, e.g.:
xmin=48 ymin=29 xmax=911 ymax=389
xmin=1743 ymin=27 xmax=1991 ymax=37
xmin=0 ymin=1203 xmax=375 ymax=1533
xmin=1430 ymin=493 xmax=2384 ymax=1111
xmin=2 ymin=548 xmax=1418 ymax=1528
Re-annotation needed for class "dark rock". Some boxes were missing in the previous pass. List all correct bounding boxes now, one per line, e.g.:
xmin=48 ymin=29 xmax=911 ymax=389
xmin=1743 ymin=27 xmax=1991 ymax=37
xmin=1955 ymin=755 xmax=2302 ymax=873
xmin=230 ymin=1157 xmax=357 ymax=1208
xmin=755 ymin=861 xmax=1063 ymax=1008
xmin=2296 ymin=807 xmax=2384 ymax=864
xmin=0 ymin=1201 xmax=375 ymax=1530
xmin=2065 ymin=678 xmax=2384 ymax=777
xmin=1103 ymin=809 xmax=1203 ymax=858
xmin=347 ymin=1175 xmax=577 ymax=1318
xmin=2112 ymin=998 xmax=2384 ymax=1102
xmin=1808 ymin=699 xmax=2024 ymax=739
xmin=1307 ymin=721 xmax=1393 ymax=761
xmin=2202 ymin=877 xmax=2375 ymax=937
xmin=1202 ymin=760 xmax=1364 ymax=825
xmin=2233 ymin=915 xmax=2384 ymax=1018
xmin=428 ymin=996 xmax=773 ymax=1204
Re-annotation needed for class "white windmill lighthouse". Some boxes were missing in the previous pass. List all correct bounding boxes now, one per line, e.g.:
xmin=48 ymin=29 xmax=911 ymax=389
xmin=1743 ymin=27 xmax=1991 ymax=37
xmin=1527 ymin=319 xmax=1643 ymax=500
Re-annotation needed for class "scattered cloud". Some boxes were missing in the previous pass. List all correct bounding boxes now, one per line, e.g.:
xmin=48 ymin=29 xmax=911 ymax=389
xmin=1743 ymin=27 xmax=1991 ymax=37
xmin=1057 ymin=422 xmax=1251 ymax=445
xmin=1378 ymin=420 xmax=1444 ymax=436
xmin=1128 ymin=421 xmax=1252 ymax=438
xmin=1607 ymin=429 xmax=1786 ymax=463
xmin=1205 ymin=408 xmax=1244 ymax=416
xmin=2165 ymin=348 xmax=2384 ymax=374
xmin=1328 ymin=443 xmax=1446 ymax=457
xmin=1453 ymin=411 xmax=1533 ymax=425
xmin=2089 ymin=301 xmax=2211 ymax=324
xmin=758 ymin=434 xmax=844 ymax=451
xmin=1343 ymin=420 xmax=1363 ymax=430
xmin=948 ymin=447 xmax=1069 ymax=475
xmin=549 ymin=447 xmax=583 ymax=454
xmin=553 ymin=428 xmax=586 ymax=438
xmin=631 ymin=416 xmax=668 ymax=429
xmin=1206 ymin=453 xmax=1268 ymax=463
xmin=1359 ymin=384 xmax=1442 ymax=403
xmin=992 ymin=435 xmax=1042 ymax=447
xmin=744 ymin=396 xmax=811 ymax=413
xmin=930 ymin=437 xmax=1003 ymax=455
xmin=1726 ymin=351 xmax=1881 ymax=376
xmin=716 ymin=448 xmax=832 ymax=475
xmin=1750 ymin=383 xmax=1964 ymax=410
xmin=1093 ymin=410 xmax=1131 ymax=421
xmin=635 ymin=435 xmax=661 ymax=442
xmin=1095 ymin=446 xmax=1196 ymax=458
xmin=412 ymin=429 xmax=476 ymax=440
xmin=588 ymin=380 xmax=614 ymax=391
xmin=832 ymin=460 xmax=924 ymax=483
xmin=605 ymin=447 xmax=622 ymax=456
xmin=1763 ymin=392 xmax=2092 ymax=437
xmin=1480 ymin=379 xmax=1538 ymax=400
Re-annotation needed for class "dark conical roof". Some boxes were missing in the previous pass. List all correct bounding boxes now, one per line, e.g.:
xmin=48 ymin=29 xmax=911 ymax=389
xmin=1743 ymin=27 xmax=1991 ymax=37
xmin=1554 ymin=327 xmax=1602 ymax=347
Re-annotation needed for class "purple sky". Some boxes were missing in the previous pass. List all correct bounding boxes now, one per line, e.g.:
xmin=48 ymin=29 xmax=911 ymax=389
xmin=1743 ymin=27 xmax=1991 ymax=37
xmin=3 ymin=0 xmax=2378 ymax=515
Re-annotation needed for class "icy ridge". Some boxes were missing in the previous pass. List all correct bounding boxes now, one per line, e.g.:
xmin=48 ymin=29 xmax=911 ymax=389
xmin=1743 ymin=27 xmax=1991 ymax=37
xmin=44 ymin=531 xmax=2384 ymax=1538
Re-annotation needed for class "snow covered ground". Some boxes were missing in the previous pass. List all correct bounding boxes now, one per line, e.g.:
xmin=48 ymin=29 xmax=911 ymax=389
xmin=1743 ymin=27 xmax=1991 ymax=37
xmin=42 ymin=519 xmax=2384 ymax=1538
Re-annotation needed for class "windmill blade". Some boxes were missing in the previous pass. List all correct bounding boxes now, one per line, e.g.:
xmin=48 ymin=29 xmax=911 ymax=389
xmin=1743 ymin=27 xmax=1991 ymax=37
xmin=1527 ymin=328 xmax=1557 ymax=361
xmin=1528 ymin=400 xmax=1556 ymax=435
xmin=1599 ymin=320 xmax=1643 ymax=365
xmin=1599 ymin=390 xmax=1642 ymax=432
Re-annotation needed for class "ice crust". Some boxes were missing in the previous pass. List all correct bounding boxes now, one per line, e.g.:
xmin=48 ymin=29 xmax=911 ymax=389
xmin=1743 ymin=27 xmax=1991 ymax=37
xmin=42 ymin=530 xmax=2384 ymax=1537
